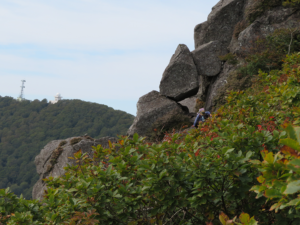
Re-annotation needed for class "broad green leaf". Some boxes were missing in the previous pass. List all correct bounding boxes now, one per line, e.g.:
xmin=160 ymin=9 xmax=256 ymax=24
xmin=264 ymin=189 xmax=282 ymax=198
xmin=237 ymin=123 xmax=244 ymax=129
xmin=239 ymin=212 xmax=250 ymax=223
xmin=289 ymin=159 xmax=300 ymax=166
xmin=225 ymin=148 xmax=235 ymax=155
xmin=133 ymin=133 xmax=139 ymax=142
xmin=219 ymin=212 xmax=229 ymax=225
xmin=246 ymin=151 xmax=253 ymax=159
xmin=257 ymin=176 xmax=266 ymax=184
xmin=279 ymin=138 xmax=300 ymax=151
xmin=293 ymin=119 xmax=300 ymax=125
xmin=286 ymin=124 xmax=298 ymax=140
xmin=264 ymin=152 xmax=274 ymax=164
xmin=284 ymin=180 xmax=300 ymax=194
xmin=67 ymin=188 xmax=78 ymax=192
xmin=287 ymin=198 xmax=300 ymax=206
xmin=248 ymin=217 xmax=258 ymax=225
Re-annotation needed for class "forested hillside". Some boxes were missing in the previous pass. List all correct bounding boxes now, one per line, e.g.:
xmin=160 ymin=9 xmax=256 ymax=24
xmin=0 ymin=97 xmax=134 ymax=199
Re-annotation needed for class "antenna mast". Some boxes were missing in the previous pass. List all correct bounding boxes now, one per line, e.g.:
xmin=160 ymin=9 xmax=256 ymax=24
xmin=18 ymin=80 xmax=26 ymax=101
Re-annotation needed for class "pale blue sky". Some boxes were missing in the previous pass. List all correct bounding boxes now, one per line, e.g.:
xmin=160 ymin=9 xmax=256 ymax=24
xmin=0 ymin=0 xmax=220 ymax=115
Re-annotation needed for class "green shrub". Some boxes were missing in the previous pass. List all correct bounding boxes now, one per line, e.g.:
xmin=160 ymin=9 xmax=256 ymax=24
xmin=2 ymin=53 xmax=300 ymax=224
xmin=237 ymin=28 xmax=300 ymax=77
xmin=70 ymin=137 xmax=82 ymax=145
xmin=219 ymin=53 xmax=239 ymax=65
xmin=283 ymin=0 xmax=300 ymax=7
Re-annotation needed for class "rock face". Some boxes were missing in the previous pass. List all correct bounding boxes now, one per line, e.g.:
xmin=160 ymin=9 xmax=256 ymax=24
xmin=229 ymin=7 xmax=300 ymax=54
xmin=127 ymin=91 xmax=188 ymax=137
xmin=159 ymin=44 xmax=199 ymax=101
xmin=32 ymin=136 xmax=117 ymax=200
xmin=194 ymin=0 xmax=246 ymax=51
xmin=192 ymin=41 xmax=224 ymax=77
xmin=205 ymin=63 xmax=235 ymax=110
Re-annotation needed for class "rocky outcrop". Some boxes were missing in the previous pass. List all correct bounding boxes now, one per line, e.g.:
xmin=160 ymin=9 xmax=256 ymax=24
xmin=32 ymin=136 xmax=117 ymax=200
xmin=194 ymin=0 xmax=246 ymax=52
xmin=159 ymin=44 xmax=199 ymax=101
xmin=126 ymin=0 xmax=300 ymax=137
xmin=229 ymin=7 xmax=300 ymax=55
xmin=192 ymin=41 xmax=224 ymax=77
xmin=127 ymin=91 xmax=188 ymax=137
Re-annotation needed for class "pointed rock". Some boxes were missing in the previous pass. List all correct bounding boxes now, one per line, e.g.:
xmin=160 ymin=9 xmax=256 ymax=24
xmin=159 ymin=44 xmax=199 ymax=101
xmin=194 ymin=0 xmax=245 ymax=52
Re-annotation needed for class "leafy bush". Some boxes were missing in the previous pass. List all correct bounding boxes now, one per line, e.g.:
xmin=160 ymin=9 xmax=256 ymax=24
xmin=251 ymin=125 xmax=300 ymax=219
xmin=2 ymin=53 xmax=300 ymax=223
xmin=237 ymin=28 xmax=300 ymax=77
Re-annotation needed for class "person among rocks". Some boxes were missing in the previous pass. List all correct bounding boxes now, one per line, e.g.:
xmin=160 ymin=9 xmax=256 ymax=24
xmin=192 ymin=108 xmax=205 ymax=128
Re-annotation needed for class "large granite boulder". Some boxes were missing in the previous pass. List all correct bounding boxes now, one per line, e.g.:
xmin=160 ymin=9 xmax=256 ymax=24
xmin=194 ymin=0 xmax=246 ymax=52
xmin=32 ymin=136 xmax=117 ymax=200
xmin=192 ymin=41 xmax=224 ymax=77
xmin=159 ymin=44 xmax=199 ymax=101
xmin=229 ymin=7 xmax=300 ymax=54
xmin=127 ymin=91 xmax=188 ymax=137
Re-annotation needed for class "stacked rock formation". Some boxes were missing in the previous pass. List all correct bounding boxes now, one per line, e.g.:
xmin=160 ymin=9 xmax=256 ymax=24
xmin=128 ymin=0 xmax=300 ymax=138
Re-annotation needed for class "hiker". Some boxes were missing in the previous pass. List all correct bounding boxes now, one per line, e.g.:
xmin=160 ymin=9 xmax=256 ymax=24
xmin=192 ymin=108 xmax=205 ymax=128
xmin=203 ymin=111 xmax=211 ymax=120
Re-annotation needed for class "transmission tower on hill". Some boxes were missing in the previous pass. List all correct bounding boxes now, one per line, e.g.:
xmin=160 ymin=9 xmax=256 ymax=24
xmin=17 ymin=80 xmax=26 ymax=101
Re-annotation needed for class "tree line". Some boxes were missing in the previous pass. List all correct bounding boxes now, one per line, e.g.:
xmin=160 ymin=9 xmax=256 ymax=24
xmin=0 ymin=97 xmax=134 ymax=199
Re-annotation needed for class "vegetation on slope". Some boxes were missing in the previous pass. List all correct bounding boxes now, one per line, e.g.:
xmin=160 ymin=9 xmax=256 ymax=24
xmin=1 ymin=52 xmax=300 ymax=224
xmin=0 ymin=98 xmax=134 ymax=199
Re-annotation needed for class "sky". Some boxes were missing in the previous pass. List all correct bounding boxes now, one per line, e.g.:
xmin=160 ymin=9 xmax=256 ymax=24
xmin=0 ymin=0 xmax=220 ymax=115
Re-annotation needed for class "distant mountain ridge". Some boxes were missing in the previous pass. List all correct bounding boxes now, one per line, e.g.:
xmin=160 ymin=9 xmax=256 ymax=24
xmin=0 ymin=96 xmax=134 ymax=199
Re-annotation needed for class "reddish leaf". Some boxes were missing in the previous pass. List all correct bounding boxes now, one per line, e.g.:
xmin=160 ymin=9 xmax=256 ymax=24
xmin=281 ymin=145 xmax=299 ymax=157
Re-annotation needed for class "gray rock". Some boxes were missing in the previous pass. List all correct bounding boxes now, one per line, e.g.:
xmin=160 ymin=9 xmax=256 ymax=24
xmin=179 ymin=96 xmax=197 ymax=113
xmin=127 ymin=91 xmax=187 ymax=137
xmin=196 ymin=75 xmax=214 ymax=102
xmin=194 ymin=0 xmax=246 ymax=51
xmin=229 ymin=7 xmax=299 ymax=54
xmin=205 ymin=62 xmax=253 ymax=111
xmin=32 ymin=136 xmax=117 ymax=200
xmin=159 ymin=44 xmax=199 ymax=101
xmin=205 ymin=63 xmax=235 ymax=111
xmin=192 ymin=41 xmax=223 ymax=77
